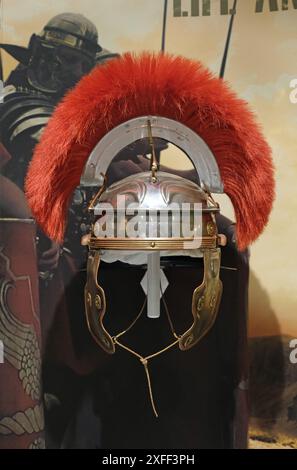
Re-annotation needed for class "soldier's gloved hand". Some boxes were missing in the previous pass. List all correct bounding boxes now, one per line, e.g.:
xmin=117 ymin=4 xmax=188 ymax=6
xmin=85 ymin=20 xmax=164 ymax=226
xmin=38 ymin=241 xmax=61 ymax=271
xmin=106 ymin=155 xmax=150 ymax=185
xmin=106 ymin=155 xmax=198 ymax=186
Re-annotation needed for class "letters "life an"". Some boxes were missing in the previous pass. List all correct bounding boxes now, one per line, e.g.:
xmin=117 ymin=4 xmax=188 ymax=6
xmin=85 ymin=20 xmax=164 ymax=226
xmin=255 ymin=0 xmax=297 ymax=12
xmin=173 ymin=1 xmax=231 ymax=17
xmin=173 ymin=0 xmax=297 ymax=16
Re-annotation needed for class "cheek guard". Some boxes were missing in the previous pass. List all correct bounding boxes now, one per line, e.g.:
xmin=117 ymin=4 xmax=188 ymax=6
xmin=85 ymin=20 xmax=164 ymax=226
xmin=84 ymin=249 xmax=223 ymax=355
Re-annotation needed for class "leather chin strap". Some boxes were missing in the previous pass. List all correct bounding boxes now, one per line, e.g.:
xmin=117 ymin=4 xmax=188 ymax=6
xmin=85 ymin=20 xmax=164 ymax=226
xmin=84 ymin=248 xmax=222 ymax=416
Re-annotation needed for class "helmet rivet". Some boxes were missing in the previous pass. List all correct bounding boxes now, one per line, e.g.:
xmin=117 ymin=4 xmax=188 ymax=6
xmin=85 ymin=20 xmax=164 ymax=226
xmin=207 ymin=222 xmax=216 ymax=236
xmin=86 ymin=292 xmax=92 ymax=307
xmin=184 ymin=334 xmax=194 ymax=348
xmin=151 ymin=242 xmax=156 ymax=248
xmin=95 ymin=294 xmax=102 ymax=310
xmin=197 ymin=296 xmax=205 ymax=312
xmin=210 ymin=295 xmax=216 ymax=308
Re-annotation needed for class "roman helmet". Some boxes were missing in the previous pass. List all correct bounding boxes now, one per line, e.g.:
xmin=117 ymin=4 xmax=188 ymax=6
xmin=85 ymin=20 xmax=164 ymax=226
xmin=25 ymin=53 xmax=275 ymax=416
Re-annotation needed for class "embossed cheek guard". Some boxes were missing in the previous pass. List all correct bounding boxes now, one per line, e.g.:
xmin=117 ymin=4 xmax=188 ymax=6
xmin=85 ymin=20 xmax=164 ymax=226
xmin=85 ymin=247 xmax=223 ymax=355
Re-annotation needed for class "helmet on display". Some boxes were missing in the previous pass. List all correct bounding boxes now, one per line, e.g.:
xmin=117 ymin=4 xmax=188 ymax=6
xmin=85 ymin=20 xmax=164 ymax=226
xmin=81 ymin=117 xmax=225 ymax=363
xmin=25 ymin=53 xmax=275 ymax=416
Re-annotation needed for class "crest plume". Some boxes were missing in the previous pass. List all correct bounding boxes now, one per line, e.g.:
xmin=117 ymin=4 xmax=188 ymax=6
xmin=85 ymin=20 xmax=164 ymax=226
xmin=25 ymin=52 xmax=274 ymax=250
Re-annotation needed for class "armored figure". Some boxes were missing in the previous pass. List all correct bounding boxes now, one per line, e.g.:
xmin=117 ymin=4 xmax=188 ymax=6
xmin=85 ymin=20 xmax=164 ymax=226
xmin=0 ymin=13 xmax=108 ymax=258
xmin=0 ymin=13 xmax=105 ymax=449
xmin=2 ymin=12 xmax=102 ymax=98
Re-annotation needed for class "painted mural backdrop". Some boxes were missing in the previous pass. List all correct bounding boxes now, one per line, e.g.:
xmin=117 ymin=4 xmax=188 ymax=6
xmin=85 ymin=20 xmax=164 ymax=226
xmin=1 ymin=0 xmax=297 ymax=448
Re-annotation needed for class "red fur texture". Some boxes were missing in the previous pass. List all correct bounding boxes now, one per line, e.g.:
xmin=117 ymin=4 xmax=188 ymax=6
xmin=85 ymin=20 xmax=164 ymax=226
xmin=25 ymin=52 xmax=274 ymax=250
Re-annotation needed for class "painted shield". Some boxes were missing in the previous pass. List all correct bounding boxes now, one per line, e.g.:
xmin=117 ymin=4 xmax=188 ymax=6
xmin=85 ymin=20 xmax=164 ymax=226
xmin=0 ymin=218 xmax=44 ymax=449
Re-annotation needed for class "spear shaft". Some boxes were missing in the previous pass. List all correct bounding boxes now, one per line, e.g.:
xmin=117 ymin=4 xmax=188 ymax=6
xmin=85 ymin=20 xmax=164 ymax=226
xmin=219 ymin=0 xmax=238 ymax=79
xmin=161 ymin=0 xmax=168 ymax=53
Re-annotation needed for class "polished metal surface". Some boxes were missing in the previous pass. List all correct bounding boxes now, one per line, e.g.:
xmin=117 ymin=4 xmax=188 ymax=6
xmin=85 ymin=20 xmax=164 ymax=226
xmin=95 ymin=172 xmax=211 ymax=211
xmin=80 ymin=116 xmax=223 ymax=193
xmin=90 ymin=171 xmax=220 ymax=250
